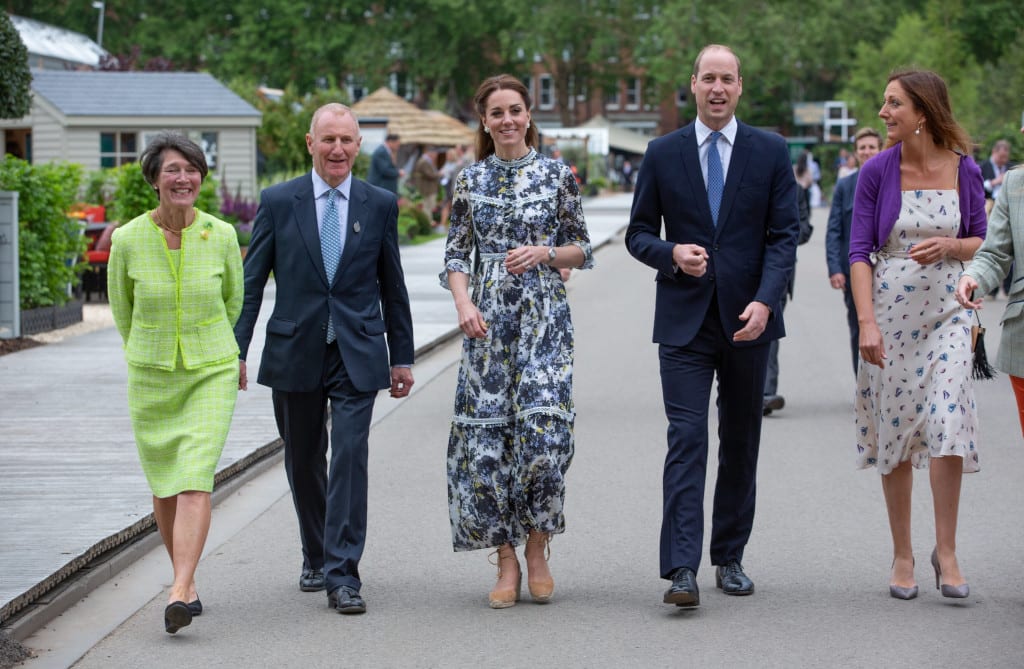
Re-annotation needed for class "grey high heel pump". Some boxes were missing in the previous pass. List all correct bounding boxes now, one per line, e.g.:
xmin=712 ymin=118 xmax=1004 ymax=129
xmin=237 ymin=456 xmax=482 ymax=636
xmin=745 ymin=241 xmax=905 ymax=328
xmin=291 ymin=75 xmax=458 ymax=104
xmin=889 ymin=558 xmax=918 ymax=600
xmin=930 ymin=548 xmax=969 ymax=599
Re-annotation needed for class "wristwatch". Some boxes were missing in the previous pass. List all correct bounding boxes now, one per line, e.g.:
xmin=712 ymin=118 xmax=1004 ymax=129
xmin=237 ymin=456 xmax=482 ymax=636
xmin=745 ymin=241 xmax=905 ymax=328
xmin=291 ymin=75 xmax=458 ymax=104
xmin=547 ymin=246 xmax=556 ymax=263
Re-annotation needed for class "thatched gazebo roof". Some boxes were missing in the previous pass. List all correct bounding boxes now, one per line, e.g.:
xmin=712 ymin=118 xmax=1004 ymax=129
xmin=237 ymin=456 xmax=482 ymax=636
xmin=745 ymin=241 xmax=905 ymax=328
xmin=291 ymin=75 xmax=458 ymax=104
xmin=351 ymin=87 xmax=474 ymax=147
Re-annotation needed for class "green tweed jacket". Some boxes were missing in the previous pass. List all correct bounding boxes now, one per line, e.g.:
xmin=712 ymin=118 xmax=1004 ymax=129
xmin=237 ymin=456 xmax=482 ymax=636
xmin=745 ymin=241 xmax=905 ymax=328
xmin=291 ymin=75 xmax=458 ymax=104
xmin=108 ymin=209 xmax=243 ymax=370
xmin=963 ymin=167 xmax=1024 ymax=377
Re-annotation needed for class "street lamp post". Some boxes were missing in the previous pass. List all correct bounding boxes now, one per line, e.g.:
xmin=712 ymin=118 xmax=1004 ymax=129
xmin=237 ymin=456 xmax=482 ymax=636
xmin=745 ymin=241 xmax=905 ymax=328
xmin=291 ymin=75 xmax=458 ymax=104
xmin=91 ymin=1 xmax=104 ymax=50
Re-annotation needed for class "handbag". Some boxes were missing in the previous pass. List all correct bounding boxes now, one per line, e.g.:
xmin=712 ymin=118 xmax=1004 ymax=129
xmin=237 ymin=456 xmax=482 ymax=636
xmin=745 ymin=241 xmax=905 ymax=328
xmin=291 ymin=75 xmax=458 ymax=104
xmin=970 ymin=314 xmax=996 ymax=380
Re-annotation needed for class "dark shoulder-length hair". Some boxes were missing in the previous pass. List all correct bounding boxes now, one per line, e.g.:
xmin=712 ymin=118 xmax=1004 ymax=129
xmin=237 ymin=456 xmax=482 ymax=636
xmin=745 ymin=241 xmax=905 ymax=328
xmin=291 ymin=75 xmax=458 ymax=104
xmin=473 ymin=74 xmax=540 ymax=160
xmin=140 ymin=131 xmax=209 ymax=189
xmin=886 ymin=69 xmax=972 ymax=154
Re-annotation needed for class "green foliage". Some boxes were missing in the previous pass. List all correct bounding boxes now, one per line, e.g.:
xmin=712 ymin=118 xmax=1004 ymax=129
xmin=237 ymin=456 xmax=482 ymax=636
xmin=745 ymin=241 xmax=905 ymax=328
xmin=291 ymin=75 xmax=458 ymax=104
xmin=0 ymin=157 xmax=86 ymax=309
xmin=81 ymin=169 xmax=118 ymax=208
xmin=400 ymin=203 xmax=433 ymax=237
xmin=839 ymin=11 xmax=982 ymax=145
xmin=0 ymin=13 xmax=31 ymax=120
xmin=108 ymin=162 xmax=157 ymax=223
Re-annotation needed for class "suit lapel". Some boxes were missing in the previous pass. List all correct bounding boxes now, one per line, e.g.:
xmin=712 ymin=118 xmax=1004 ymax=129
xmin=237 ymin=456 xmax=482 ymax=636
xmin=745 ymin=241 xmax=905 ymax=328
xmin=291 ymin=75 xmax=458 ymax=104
xmin=338 ymin=178 xmax=369 ymax=277
xmin=291 ymin=174 xmax=329 ymax=286
xmin=678 ymin=125 xmax=714 ymax=228
xmin=716 ymin=122 xmax=752 ymax=235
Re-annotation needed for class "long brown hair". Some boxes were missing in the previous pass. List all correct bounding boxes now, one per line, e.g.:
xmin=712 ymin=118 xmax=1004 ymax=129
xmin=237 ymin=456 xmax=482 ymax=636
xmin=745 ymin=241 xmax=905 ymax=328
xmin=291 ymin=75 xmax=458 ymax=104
xmin=885 ymin=69 xmax=971 ymax=154
xmin=473 ymin=74 xmax=540 ymax=160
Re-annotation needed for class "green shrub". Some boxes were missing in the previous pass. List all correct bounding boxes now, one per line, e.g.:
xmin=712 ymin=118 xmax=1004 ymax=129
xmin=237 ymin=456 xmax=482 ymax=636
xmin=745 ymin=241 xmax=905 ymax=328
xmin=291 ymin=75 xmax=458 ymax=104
xmin=81 ymin=169 xmax=118 ymax=209
xmin=0 ymin=157 xmax=86 ymax=309
xmin=397 ymin=214 xmax=418 ymax=241
xmin=108 ymin=162 xmax=156 ymax=223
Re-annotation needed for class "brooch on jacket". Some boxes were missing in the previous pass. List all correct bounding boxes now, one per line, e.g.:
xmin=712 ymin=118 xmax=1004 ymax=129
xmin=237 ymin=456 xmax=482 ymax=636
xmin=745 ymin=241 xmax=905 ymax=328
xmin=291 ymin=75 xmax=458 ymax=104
xmin=200 ymin=220 xmax=213 ymax=240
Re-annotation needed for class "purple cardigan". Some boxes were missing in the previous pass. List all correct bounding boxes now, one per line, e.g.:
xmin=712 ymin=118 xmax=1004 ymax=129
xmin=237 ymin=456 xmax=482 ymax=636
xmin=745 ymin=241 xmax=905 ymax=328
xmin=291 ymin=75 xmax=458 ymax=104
xmin=849 ymin=143 xmax=987 ymax=265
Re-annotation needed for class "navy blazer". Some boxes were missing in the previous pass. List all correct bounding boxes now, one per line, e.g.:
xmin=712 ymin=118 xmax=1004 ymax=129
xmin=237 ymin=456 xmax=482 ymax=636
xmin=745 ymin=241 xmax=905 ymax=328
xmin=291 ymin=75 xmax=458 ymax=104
xmin=234 ymin=173 xmax=414 ymax=393
xmin=626 ymin=120 xmax=800 ymax=348
xmin=367 ymin=144 xmax=400 ymax=194
xmin=825 ymin=170 xmax=858 ymax=278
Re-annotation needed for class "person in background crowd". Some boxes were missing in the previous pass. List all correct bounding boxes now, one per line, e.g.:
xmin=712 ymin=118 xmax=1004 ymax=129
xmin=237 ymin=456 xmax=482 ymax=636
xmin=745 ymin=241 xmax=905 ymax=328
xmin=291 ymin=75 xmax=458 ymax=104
xmin=825 ymin=127 xmax=882 ymax=375
xmin=367 ymin=133 xmax=403 ymax=194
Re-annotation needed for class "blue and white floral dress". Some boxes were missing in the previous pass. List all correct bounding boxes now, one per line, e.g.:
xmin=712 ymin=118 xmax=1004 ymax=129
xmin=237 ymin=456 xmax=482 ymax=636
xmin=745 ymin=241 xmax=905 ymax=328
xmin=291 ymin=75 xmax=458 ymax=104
xmin=440 ymin=149 xmax=594 ymax=551
xmin=855 ymin=189 xmax=979 ymax=474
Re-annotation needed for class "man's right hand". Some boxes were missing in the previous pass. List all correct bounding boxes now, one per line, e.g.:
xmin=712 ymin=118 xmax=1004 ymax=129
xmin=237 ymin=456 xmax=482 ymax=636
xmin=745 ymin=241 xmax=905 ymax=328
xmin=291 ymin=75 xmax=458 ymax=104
xmin=672 ymin=243 xmax=708 ymax=277
xmin=829 ymin=273 xmax=846 ymax=290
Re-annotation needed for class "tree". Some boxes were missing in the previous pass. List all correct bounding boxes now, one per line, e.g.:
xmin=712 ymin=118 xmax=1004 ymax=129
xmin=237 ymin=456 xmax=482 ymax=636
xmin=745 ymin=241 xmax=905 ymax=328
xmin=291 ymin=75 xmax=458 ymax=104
xmin=0 ymin=12 xmax=31 ymax=119
xmin=839 ymin=8 xmax=982 ymax=143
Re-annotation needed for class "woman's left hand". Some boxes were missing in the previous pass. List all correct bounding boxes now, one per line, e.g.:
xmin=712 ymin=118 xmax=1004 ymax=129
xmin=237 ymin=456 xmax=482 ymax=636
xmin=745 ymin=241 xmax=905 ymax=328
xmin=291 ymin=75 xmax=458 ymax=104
xmin=909 ymin=237 xmax=958 ymax=265
xmin=505 ymin=245 xmax=543 ymax=275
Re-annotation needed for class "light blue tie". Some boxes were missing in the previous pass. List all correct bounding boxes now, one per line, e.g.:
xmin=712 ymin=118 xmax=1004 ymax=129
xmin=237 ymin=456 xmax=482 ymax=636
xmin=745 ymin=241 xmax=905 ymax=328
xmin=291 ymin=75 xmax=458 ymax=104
xmin=321 ymin=188 xmax=341 ymax=343
xmin=707 ymin=131 xmax=724 ymax=226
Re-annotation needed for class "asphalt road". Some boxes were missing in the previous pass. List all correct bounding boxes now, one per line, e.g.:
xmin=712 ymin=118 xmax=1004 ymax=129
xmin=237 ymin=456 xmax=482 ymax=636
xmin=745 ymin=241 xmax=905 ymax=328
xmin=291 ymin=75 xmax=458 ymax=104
xmin=21 ymin=211 xmax=1024 ymax=668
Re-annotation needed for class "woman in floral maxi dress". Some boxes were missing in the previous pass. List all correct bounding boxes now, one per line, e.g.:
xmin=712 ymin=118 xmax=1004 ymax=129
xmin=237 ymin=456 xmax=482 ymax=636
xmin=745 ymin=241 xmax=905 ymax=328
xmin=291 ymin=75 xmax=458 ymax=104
xmin=441 ymin=75 xmax=593 ymax=608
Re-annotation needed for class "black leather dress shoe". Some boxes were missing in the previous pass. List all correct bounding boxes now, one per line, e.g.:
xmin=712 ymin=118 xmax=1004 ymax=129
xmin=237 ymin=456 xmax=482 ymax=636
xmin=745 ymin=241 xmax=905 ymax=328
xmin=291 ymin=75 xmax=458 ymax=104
xmin=300 ymin=567 xmax=325 ymax=592
xmin=716 ymin=561 xmax=754 ymax=595
xmin=328 ymin=586 xmax=366 ymax=614
xmin=663 ymin=567 xmax=700 ymax=608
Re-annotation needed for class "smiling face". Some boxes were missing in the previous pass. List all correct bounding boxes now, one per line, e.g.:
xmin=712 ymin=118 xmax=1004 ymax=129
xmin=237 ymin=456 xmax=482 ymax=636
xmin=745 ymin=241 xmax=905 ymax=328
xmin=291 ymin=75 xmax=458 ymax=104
xmin=307 ymin=108 xmax=362 ymax=187
xmin=691 ymin=47 xmax=742 ymax=130
xmin=481 ymin=88 xmax=531 ymax=159
xmin=878 ymin=80 xmax=923 ymax=144
xmin=854 ymin=135 xmax=881 ymax=166
xmin=156 ymin=149 xmax=202 ymax=209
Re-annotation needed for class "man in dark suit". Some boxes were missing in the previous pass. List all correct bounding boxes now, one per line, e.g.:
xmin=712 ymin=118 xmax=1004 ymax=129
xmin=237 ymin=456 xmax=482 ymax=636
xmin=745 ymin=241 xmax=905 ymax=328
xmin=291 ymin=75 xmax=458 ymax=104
xmin=367 ymin=133 xmax=403 ymax=194
xmin=979 ymin=139 xmax=1012 ymax=201
xmin=825 ymin=127 xmax=881 ymax=375
xmin=625 ymin=44 xmax=799 ymax=609
xmin=235 ymin=103 xmax=415 ymax=615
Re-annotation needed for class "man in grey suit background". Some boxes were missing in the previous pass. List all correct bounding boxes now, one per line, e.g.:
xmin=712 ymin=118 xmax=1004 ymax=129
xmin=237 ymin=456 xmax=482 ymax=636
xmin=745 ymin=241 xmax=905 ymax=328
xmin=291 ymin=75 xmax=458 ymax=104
xmin=235 ymin=103 xmax=415 ymax=615
xmin=626 ymin=44 xmax=799 ymax=608
xmin=825 ymin=126 xmax=882 ymax=375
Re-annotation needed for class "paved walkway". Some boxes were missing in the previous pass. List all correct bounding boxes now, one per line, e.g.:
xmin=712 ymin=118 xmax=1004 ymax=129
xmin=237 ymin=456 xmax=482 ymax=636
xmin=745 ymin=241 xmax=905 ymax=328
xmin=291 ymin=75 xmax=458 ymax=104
xmin=0 ymin=193 xmax=633 ymax=631
xmin=15 ymin=201 xmax=1024 ymax=668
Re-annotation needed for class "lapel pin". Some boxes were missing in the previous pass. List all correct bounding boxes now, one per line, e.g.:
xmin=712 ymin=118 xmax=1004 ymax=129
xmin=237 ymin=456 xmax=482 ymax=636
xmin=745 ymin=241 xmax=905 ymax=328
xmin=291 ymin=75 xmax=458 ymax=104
xmin=353 ymin=221 xmax=361 ymax=234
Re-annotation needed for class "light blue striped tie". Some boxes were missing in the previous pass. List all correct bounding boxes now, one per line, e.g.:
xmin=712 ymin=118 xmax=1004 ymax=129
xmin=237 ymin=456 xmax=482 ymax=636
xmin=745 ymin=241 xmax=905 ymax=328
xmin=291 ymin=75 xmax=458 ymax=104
xmin=707 ymin=131 xmax=724 ymax=226
xmin=321 ymin=188 xmax=341 ymax=343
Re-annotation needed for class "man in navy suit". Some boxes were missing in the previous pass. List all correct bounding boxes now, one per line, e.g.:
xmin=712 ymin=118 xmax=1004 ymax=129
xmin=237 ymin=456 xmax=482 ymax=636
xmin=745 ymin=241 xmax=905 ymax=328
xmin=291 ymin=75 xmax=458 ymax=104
xmin=626 ymin=44 xmax=799 ymax=608
xmin=825 ymin=127 xmax=881 ymax=375
xmin=235 ymin=103 xmax=415 ymax=615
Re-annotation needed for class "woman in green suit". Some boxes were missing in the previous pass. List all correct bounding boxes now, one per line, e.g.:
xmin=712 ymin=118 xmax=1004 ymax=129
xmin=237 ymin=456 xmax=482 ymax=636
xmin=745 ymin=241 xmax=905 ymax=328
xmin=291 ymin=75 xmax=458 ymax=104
xmin=108 ymin=132 xmax=243 ymax=634
xmin=958 ymin=165 xmax=1024 ymax=436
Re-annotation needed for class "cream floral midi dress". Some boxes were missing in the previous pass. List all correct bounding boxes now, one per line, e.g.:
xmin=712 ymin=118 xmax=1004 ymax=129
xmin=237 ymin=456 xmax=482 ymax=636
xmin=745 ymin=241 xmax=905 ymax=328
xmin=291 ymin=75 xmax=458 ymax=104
xmin=440 ymin=149 xmax=593 ymax=551
xmin=855 ymin=188 xmax=979 ymax=474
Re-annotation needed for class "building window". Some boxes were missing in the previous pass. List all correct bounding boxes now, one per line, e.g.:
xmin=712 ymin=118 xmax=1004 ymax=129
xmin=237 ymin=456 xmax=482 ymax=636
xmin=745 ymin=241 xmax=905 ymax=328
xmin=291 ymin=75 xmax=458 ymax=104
xmin=604 ymin=83 xmax=620 ymax=110
xmin=625 ymin=78 xmax=641 ymax=109
xmin=389 ymin=72 xmax=413 ymax=100
xmin=522 ymin=76 xmax=533 ymax=102
xmin=346 ymin=75 xmax=367 ymax=102
xmin=99 ymin=132 xmax=138 ymax=168
xmin=539 ymin=75 xmax=554 ymax=110
xmin=189 ymin=131 xmax=218 ymax=170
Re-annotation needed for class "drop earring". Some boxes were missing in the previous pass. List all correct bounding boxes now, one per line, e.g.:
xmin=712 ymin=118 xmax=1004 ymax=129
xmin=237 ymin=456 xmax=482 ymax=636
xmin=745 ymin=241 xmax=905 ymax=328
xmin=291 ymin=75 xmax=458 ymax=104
xmin=484 ymin=126 xmax=491 ymax=134
xmin=915 ymin=121 xmax=922 ymax=136
xmin=526 ymin=121 xmax=530 ymax=129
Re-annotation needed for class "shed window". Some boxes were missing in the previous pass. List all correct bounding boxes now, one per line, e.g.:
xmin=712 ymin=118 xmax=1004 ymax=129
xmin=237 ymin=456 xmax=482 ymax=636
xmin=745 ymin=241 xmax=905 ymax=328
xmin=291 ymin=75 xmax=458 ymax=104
xmin=99 ymin=132 xmax=138 ymax=168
